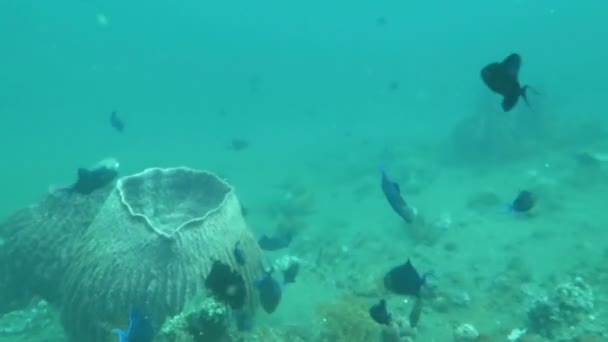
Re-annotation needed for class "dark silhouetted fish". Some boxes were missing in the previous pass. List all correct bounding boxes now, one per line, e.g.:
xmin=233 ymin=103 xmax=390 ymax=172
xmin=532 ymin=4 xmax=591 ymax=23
xmin=509 ymin=190 xmax=535 ymax=213
xmin=574 ymin=152 xmax=601 ymax=168
xmin=112 ymin=307 xmax=155 ymax=342
xmin=205 ymin=261 xmax=246 ymax=309
xmin=110 ymin=110 xmax=124 ymax=132
xmin=70 ymin=158 xmax=119 ymax=195
xmin=481 ymin=53 xmax=531 ymax=112
xmin=380 ymin=168 xmax=415 ymax=223
xmin=384 ymin=259 xmax=428 ymax=297
xmin=255 ymin=271 xmax=282 ymax=314
xmin=388 ymin=81 xmax=400 ymax=91
xmin=234 ymin=241 xmax=246 ymax=265
xmin=231 ymin=138 xmax=249 ymax=151
xmin=408 ymin=297 xmax=423 ymax=328
xmin=376 ymin=16 xmax=387 ymax=27
xmin=258 ymin=232 xmax=293 ymax=251
xmin=283 ymin=261 xmax=300 ymax=285
xmin=369 ymin=299 xmax=391 ymax=325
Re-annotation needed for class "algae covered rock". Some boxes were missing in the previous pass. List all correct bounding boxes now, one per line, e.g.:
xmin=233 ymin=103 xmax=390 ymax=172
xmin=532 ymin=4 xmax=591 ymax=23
xmin=527 ymin=277 xmax=596 ymax=339
xmin=0 ymin=300 xmax=55 ymax=338
xmin=160 ymin=297 xmax=232 ymax=342
xmin=0 ymin=166 xmax=263 ymax=342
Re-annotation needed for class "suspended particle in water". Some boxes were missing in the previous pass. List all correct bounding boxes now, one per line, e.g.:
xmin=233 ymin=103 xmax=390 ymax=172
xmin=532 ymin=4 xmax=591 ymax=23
xmin=96 ymin=13 xmax=109 ymax=26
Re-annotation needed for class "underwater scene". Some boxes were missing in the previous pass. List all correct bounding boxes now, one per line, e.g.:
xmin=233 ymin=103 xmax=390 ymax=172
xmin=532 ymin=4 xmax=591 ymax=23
xmin=1 ymin=0 xmax=607 ymax=341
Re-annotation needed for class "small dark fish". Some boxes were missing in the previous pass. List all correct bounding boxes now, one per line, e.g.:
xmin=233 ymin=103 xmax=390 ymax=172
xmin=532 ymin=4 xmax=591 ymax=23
xmin=388 ymin=81 xmax=400 ymax=91
xmin=380 ymin=168 xmax=415 ymax=223
xmin=112 ymin=307 xmax=155 ymax=342
xmin=205 ymin=261 xmax=246 ymax=309
xmin=369 ymin=299 xmax=391 ymax=325
xmin=574 ymin=152 xmax=601 ymax=168
xmin=509 ymin=190 xmax=535 ymax=213
xmin=248 ymin=75 xmax=261 ymax=94
xmin=110 ymin=110 xmax=124 ymax=132
xmin=376 ymin=16 xmax=387 ymax=26
xmin=258 ymin=233 xmax=293 ymax=251
xmin=408 ymin=297 xmax=423 ymax=328
xmin=256 ymin=271 xmax=282 ymax=314
xmin=234 ymin=241 xmax=246 ymax=265
xmin=481 ymin=53 xmax=532 ymax=112
xmin=241 ymin=205 xmax=249 ymax=217
xmin=70 ymin=160 xmax=119 ymax=195
xmin=283 ymin=261 xmax=300 ymax=284
xmin=231 ymin=138 xmax=249 ymax=151
xmin=384 ymin=259 xmax=427 ymax=297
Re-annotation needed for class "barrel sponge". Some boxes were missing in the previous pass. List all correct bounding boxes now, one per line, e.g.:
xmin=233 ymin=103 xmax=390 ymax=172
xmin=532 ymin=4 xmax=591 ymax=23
xmin=59 ymin=167 xmax=263 ymax=341
xmin=0 ymin=185 xmax=113 ymax=314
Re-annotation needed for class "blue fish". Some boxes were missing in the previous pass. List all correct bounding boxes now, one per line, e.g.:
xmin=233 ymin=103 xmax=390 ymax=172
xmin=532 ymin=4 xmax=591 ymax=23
xmin=282 ymin=261 xmax=300 ymax=285
xmin=110 ymin=110 xmax=124 ymax=132
xmin=234 ymin=241 xmax=246 ymax=265
xmin=380 ymin=167 xmax=415 ymax=223
xmin=112 ymin=307 xmax=155 ymax=342
xmin=255 ymin=271 xmax=282 ymax=314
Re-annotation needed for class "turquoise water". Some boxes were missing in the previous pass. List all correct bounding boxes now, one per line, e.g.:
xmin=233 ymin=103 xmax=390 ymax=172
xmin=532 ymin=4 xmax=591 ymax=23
xmin=1 ymin=0 xmax=607 ymax=341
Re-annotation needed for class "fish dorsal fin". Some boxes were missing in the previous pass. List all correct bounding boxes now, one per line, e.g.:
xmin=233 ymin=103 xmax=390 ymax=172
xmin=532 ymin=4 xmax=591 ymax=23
xmin=404 ymin=259 xmax=417 ymax=275
xmin=502 ymin=53 xmax=522 ymax=77
xmin=393 ymin=182 xmax=401 ymax=193
xmin=404 ymin=259 xmax=423 ymax=285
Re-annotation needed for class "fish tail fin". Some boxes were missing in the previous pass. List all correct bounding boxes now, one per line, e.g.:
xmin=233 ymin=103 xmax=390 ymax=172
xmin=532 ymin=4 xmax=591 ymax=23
xmin=521 ymin=85 xmax=541 ymax=111
xmin=521 ymin=85 xmax=531 ymax=107
xmin=524 ymin=85 xmax=541 ymax=95
xmin=111 ymin=329 xmax=128 ymax=342
xmin=126 ymin=307 xmax=155 ymax=341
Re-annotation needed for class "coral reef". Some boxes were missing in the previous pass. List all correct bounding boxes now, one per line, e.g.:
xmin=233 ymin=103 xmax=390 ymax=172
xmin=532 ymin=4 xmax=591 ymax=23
xmin=527 ymin=277 xmax=596 ymax=339
xmin=0 ymin=300 xmax=54 ymax=338
xmin=453 ymin=323 xmax=479 ymax=341
xmin=272 ymin=254 xmax=303 ymax=274
xmin=0 ymin=167 xmax=264 ymax=342
xmin=507 ymin=328 xmax=527 ymax=341
xmin=160 ymin=297 xmax=231 ymax=342
xmin=316 ymin=296 xmax=380 ymax=342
